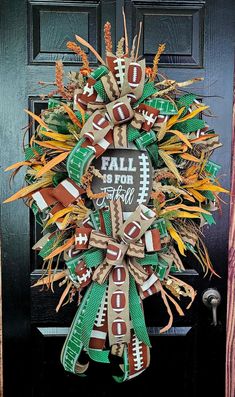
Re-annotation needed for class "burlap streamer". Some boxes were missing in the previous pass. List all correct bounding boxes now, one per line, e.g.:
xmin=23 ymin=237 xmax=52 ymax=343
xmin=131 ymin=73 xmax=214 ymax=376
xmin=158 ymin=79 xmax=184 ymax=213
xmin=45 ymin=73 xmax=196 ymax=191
xmin=86 ymin=200 xmax=156 ymax=348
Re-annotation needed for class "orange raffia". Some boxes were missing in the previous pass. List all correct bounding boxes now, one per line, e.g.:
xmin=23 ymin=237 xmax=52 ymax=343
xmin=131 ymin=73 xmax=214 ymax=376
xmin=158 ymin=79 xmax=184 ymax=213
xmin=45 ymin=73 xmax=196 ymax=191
xmin=24 ymin=109 xmax=58 ymax=133
xmin=75 ymin=35 xmax=106 ymax=65
xmin=158 ymin=280 xmax=184 ymax=333
xmin=81 ymin=170 xmax=107 ymax=199
xmin=56 ymin=281 xmax=73 ymax=312
xmin=61 ymin=103 xmax=83 ymax=129
xmin=75 ymin=102 xmax=86 ymax=126
xmin=32 ymin=270 xmax=67 ymax=288
xmin=161 ymin=204 xmax=210 ymax=215
xmin=44 ymin=236 xmax=75 ymax=260
xmin=66 ymin=41 xmax=91 ymax=75
xmin=32 ymin=139 xmax=73 ymax=151
xmin=151 ymin=191 xmax=166 ymax=203
xmin=55 ymin=61 xmax=72 ymax=100
xmin=150 ymin=43 xmax=166 ymax=82
xmin=36 ymin=151 xmax=70 ymax=178
xmin=104 ymin=21 xmax=112 ymax=53
xmin=180 ymin=153 xmax=201 ymax=163
xmin=145 ymin=67 xmax=153 ymax=78
xmin=3 ymin=176 xmax=53 ymax=203
xmin=5 ymin=161 xmax=34 ymax=171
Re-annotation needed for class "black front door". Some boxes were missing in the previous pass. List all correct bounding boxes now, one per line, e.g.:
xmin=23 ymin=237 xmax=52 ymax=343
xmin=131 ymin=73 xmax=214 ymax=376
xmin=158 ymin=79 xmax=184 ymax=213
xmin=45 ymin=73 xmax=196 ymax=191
xmin=1 ymin=1 xmax=234 ymax=396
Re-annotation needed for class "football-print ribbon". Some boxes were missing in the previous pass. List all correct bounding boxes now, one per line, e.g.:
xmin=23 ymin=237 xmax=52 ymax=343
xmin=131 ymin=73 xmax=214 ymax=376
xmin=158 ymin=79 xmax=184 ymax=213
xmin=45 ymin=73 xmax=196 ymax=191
xmin=67 ymin=58 xmax=167 ymax=185
xmin=32 ymin=178 xmax=85 ymax=228
xmin=89 ymin=200 xmax=155 ymax=347
xmin=61 ymin=199 xmax=160 ymax=380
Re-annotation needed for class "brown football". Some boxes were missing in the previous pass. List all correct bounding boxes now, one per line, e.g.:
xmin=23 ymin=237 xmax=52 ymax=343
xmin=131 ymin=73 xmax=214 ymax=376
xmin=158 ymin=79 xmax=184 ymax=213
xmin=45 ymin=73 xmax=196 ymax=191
xmin=111 ymin=318 xmax=127 ymax=337
xmin=92 ymin=113 xmax=110 ymax=130
xmin=113 ymin=102 xmax=131 ymax=124
xmin=124 ymin=221 xmax=141 ymax=241
xmin=127 ymin=62 xmax=142 ymax=89
xmin=127 ymin=93 xmax=137 ymax=104
xmin=75 ymin=261 xmax=92 ymax=288
xmin=128 ymin=333 xmax=149 ymax=376
xmin=80 ymin=77 xmax=97 ymax=103
xmin=112 ymin=265 xmax=127 ymax=286
xmin=111 ymin=290 xmax=126 ymax=313
xmin=141 ymin=105 xmax=160 ymax=132
xmin=106 ymin=243 xmax=122 ymax=262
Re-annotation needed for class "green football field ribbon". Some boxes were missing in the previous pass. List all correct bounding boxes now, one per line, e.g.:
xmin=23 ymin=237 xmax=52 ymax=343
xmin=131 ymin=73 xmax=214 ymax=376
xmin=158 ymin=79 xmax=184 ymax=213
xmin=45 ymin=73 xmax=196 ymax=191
xmin=135 ymin=130 xmax=156 ymax=149
xmin=134 ymin=82 xmax=157 ymax=108
xmin=176 ymin=93 xmax=197 ymax=117
xmin=144 ymin=98 xmax=178 ymax=115
xmin=67 ymin=142 xmax=95 ymax=185
xmin=60 ymin=285 xmax=92 ymax=373
xmin=61 ymin=282 xmax=109 ymax=373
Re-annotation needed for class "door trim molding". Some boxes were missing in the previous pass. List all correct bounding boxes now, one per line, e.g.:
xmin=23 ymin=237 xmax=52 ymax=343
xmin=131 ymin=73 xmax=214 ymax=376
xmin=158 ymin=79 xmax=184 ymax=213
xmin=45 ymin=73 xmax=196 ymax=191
xmin=226 ymin=66 xmax=235 ymax=397
xmin=37 ymin=326 xmax=192 ymax=338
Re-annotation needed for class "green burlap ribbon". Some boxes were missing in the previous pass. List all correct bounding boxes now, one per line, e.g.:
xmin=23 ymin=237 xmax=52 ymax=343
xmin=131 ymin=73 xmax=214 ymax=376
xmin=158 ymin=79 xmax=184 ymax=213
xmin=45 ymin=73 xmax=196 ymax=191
xmin=61 ymin=281 xmax=109 ymax=374
xmin=129 ymin=275 xmax=151 ymax=347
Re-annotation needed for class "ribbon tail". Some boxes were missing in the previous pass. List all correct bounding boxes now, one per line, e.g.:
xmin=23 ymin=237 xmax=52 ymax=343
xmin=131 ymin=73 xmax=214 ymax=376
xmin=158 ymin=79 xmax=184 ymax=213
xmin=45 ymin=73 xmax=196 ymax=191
xmin=80 ymin=281 xmax=108 ymax=349
xmin=88 ymin=349 xmax=110 ymax=363
xmin=107 ymin=262 xmax=131 ymax=346
xmin=74 ymin=362 xmax=89 ymax=375
xmin=114 ymin=330 xmax=151 ymax=382
xmin=129 ymin=275 xmax=151 ymax=347
xmin=126 ymin=330 xmax=151 ymax=380
xmin=158 ymin=281 xmax=174 ymax=334
xmin=87 ymin=286 xmax=110 ymax=363
xmin=60 ymin=285 xmax=92 ymax=374
xmin=112 ymin=347 xmax=129 ymax=383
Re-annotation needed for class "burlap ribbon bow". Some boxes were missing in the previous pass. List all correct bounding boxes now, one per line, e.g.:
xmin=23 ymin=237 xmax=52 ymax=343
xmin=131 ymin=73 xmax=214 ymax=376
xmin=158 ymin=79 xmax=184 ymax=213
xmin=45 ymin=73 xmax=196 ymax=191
xmin=88 ymin=199 xmax=156 ymax=347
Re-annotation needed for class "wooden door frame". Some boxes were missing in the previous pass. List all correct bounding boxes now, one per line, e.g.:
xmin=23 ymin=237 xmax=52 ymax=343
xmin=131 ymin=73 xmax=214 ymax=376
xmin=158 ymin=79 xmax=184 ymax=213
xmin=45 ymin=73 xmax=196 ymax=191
xmin=0 ymin=244 xmax=3 ymax=397
xmin=226 ymin=65 xmax=235 ymax=397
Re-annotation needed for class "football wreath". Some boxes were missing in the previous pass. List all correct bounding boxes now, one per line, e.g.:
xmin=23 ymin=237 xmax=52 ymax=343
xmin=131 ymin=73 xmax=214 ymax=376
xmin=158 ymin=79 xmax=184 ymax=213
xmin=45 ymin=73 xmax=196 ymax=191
xmin=4 ymin=13 xmax=228 ymax=382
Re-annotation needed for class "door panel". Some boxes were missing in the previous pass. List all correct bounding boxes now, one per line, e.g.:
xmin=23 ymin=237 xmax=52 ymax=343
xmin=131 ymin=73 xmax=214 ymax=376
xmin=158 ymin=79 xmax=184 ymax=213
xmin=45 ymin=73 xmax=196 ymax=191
xmin=129 ymin=1 xmax=204 ymax=68
xmin=28 ymin=1 xmax=101 ymax=65
xmin=1 ymin=1 xmax=234 ymax=396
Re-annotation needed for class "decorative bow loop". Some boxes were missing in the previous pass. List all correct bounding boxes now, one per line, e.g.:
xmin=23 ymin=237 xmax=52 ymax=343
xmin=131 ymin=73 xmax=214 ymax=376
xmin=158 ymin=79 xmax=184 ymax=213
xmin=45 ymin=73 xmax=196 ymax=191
xmin=78 ymin=199 xmax=156 ymax=347
xmin=88 ymin=200 xmax=156 ymax=287
xmin=89 ymin=229 xmax=146 ymax=286
xmin=67 ymin=59 xmax=167 ymax=174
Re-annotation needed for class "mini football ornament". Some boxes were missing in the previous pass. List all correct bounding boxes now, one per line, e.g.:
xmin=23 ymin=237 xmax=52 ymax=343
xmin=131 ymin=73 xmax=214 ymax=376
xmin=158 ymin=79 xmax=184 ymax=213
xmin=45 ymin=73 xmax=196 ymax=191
xmin=4 ymin=14 xmax=229 ymax=383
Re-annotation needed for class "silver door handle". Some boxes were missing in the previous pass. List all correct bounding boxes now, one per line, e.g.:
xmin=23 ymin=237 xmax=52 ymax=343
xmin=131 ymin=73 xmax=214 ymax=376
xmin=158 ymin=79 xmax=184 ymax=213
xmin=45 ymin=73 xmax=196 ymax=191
xmin=202 ymin=288 xmax=221 ymax=326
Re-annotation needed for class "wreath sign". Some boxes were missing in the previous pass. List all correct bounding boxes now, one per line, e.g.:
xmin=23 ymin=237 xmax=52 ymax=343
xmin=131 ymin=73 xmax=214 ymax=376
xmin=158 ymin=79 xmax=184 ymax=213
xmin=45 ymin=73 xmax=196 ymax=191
xmin=4 ymin=15 xmax=228 ymax=382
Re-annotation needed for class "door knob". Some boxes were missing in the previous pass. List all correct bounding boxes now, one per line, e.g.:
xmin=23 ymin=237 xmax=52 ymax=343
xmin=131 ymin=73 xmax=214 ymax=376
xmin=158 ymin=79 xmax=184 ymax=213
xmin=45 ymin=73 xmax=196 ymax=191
xmin=202 ymin=288 xmax=221 ymax=326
